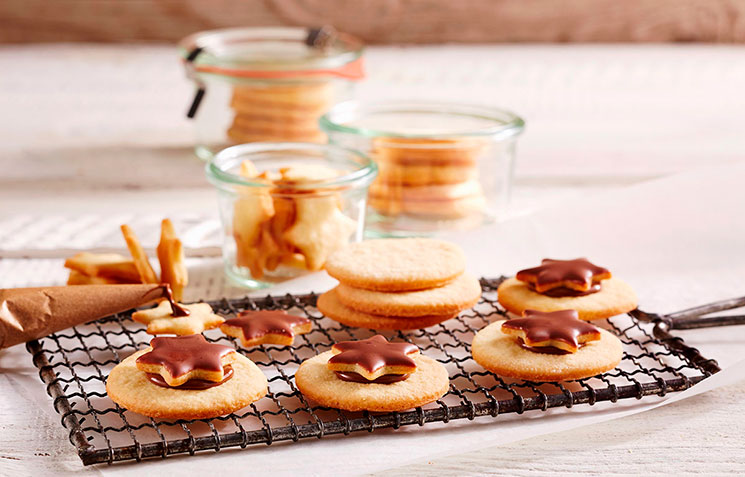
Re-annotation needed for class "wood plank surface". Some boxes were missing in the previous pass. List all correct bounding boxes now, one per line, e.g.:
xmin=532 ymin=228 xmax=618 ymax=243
xmin=2 ymin=0 xmax=745 ymax=44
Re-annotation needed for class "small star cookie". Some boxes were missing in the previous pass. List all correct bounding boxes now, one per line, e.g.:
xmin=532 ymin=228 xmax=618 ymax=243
xmin=220 ymin=310 xmax=312 ymax=347
xmin=132 ymin=300 xmax=224 ymax=335
xmin=233 ymin=161 xmax=276 ymax=279
xmin=283 ymin=195 xmax=357 ymax=271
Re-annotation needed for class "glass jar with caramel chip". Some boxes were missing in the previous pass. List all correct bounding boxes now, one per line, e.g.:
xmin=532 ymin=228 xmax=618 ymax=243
xmin=206 ymin=143 xmax=377 ymax=289
xmin=179 ymin=27 xmax=365 ymax=161
xmin=320 ymin=101 xmax=525 ymax=235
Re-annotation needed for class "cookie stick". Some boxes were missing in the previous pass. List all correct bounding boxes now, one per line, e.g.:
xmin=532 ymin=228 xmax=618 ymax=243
xmin=157 ymin=218 xmax=188 ymax=301
xmin=121 ymin=224 xmax=159 ymax=284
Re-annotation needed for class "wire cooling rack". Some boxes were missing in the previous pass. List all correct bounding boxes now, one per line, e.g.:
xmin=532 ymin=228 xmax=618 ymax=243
xmin=26 ymin=277 xmax=722 ymax=466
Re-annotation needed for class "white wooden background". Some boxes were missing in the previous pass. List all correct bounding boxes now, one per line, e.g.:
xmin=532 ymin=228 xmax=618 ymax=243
xmin=1 ymin=44 xmax=745 ymax=475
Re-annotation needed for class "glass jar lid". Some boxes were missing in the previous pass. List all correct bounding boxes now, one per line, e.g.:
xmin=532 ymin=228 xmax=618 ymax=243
xmin=320 ymin=101 xmax=525 ymax=141
xmin=179 ymin=27 xmax=364 ymax=80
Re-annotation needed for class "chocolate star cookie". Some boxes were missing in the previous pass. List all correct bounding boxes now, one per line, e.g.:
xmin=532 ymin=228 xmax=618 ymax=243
xmin=295 ymin=335 xmax=449 ymax=412
xmin=135 ymin=335 xmax=236 ymax=387
xmin=106 ymin=335 xmax=268 ymax=419
xmin=516 ymin=258 xmax=611 ymax=295
xmin=498 ymin=258 xmax=637 ymax=321
xmin=132 ymin=300 xmax=224 ymax=335
xmin=472 ymin=310 xmax=623 ymax=381
xmin=220 ymin=310 xmax=312 ymax=347
xmin=327 ymin=335 xmax=418 ymax=381
xmin=500 ymin=309 xmax=601 ymax=353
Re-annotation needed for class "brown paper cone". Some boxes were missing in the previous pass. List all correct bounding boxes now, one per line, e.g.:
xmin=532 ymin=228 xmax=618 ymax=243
xmin=0 ymin=284 xmax=167 ymax=349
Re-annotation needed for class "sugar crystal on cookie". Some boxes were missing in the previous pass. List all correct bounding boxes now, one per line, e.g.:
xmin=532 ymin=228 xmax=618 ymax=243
xmin=501 ymin=309 xmax=601 ymax=354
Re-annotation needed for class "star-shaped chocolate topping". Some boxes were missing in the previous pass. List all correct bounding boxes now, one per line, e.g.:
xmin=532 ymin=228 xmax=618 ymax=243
xmin=327 ymin=335 xmax=419 ymax=381
xmin=221 ymin=310 xmax=312 ymax=347
xmin=135 ymin=335 xmax=236 ymax=386
xmin=516 ymin=258 xmax=611 ymax=295
xmin=501 ymin=309 xmax=601 ymax=354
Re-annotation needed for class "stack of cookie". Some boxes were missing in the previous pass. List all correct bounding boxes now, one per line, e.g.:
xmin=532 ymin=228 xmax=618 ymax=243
xmin=227 ymin=82 xmax=332 ymax=144
xmin=367 ymin=138 xmax=487 ymax=218
xmin=319 ymin=238 xmax=482 ymax=330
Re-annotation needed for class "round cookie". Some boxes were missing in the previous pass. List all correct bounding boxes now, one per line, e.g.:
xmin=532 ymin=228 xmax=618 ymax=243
xmin=471 ymin=320 xmax=623 ymax=381
xmin=368 ymin=194 xmax=486 ymax=218
xmin=227 ymin=126 xmax=326 ymax=144
xmin=376 ymin=161 xmax=478 ymax=186
xmin=231 ymin=82 xmax=333 ymax=110
xmin=295 ymin=350 xmax=450 ymax=411
xmin=232 ymin=114 xmax=322 ymax=134
xmin=373 ymin=137 xmax=486 ymax=165
xmin=106 ymin=349 xmax=267 ymax=419
xmin=317 ymin=288 xmax=456 ymax=330
xmin=497 ymin=277 xmax=638 ymax=321
xmin=368 ymin=180 xmax=486 ymax=218
xmin=324 ymin=238 xmax=466 ymax=292
xmin=335 ymin=273 xmax=482 ymax=317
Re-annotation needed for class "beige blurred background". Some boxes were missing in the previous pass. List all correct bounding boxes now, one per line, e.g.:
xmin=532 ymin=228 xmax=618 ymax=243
xmin=2 ymin=0 xmax=745 ymax=44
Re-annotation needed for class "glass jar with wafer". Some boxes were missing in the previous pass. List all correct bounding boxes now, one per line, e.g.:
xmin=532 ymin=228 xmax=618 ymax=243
xmin=320 ymin=101 xmax=525 ymax=235
xmin=206 ymin=143 xmax=377 ymax=289
xmin=179 ymin=27 xmax=365 ymax=161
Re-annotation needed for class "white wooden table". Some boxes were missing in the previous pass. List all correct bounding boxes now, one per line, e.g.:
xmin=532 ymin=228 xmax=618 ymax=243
xmin=1 ymin=44 xmax=744 ymax=476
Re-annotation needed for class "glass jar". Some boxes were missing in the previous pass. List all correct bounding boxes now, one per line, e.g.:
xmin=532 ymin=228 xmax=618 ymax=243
xmin=206 ymin=143 xmax=377 ymax=289
xmin=320 ymin=101 xmax=525 ymax=236
xmin=179 ymin=27 xmax=365 ymax=161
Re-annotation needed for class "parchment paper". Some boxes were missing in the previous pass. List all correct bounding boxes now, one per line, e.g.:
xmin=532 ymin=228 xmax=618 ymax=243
xmin=2 ymin=163 xmax=744 ymax=476
xmin=0 ymin=284 xmax=165 ymax=348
